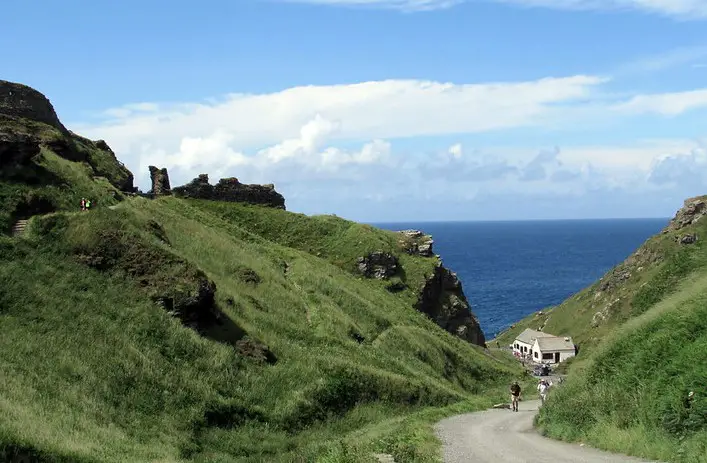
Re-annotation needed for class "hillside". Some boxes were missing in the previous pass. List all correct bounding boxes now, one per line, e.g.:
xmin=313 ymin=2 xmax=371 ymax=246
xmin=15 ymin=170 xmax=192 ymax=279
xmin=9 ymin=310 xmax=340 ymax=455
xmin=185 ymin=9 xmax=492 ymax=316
xmin=489 ymin=197 xmax=707 ymax=462
xmin=0 ymin=79 xmax=524 ymax=462
xmin=492 ymin=199 xmax=707 ymax=358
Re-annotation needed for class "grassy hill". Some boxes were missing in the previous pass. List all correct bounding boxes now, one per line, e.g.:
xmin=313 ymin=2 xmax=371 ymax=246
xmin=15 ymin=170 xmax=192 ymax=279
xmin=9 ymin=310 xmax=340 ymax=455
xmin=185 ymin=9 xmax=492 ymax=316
xmin=491 ymin=203 xmax=707 ymax=359
xmin=0 ymin=80 xmax=527 ymax=462
xmin=488 ymin=197 xmax=707 ymax=462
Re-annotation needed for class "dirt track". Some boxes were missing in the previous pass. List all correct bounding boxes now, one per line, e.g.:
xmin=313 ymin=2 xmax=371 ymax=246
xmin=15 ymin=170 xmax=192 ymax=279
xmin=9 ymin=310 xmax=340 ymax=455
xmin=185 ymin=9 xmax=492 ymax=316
xmin=435 ymin=398 xmax=658 ymax=463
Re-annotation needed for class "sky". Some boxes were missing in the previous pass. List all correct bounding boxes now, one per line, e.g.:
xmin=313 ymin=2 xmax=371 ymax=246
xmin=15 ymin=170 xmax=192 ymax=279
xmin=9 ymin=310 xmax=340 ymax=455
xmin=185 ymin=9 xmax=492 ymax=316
xmin=4 ymin=0 xmax=707 ymax=222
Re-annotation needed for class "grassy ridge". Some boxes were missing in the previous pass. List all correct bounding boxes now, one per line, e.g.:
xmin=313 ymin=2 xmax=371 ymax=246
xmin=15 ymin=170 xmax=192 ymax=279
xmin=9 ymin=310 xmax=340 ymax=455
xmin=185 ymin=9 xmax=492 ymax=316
xmin=0 ymin=193 xmax=524 ymax=462
xmin=535 ymin=271 xmax=707 ymax=462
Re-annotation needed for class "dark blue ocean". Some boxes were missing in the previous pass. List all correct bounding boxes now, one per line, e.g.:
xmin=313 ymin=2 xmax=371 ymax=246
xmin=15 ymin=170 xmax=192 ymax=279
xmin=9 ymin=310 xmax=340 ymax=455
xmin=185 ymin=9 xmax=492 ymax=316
xmin=374 ymin=219 xmax=668 ymax=339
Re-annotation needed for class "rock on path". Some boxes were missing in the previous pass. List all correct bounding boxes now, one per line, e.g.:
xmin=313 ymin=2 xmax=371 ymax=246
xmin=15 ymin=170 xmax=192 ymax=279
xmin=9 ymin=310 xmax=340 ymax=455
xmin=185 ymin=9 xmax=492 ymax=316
xmin=435 ymin=399 xmax=659 ymax=463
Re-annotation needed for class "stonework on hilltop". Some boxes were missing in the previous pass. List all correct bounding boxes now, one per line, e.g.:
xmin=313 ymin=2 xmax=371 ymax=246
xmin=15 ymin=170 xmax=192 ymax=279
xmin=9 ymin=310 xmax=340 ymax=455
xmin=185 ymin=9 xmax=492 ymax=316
xmin=172 ymin=173 xmax=286 ymax=209
xmin=399 ymin=229 xmax=434 ymax=257
xmin=667 ymin=196 xmax=707 ymax=231
xmin=149 ymin=166 xmax=172 ymax=196
xmin=416 ymin=261 xmax=486 ymax=347
xmin=0 ymin=80 xmax=68 ymax=134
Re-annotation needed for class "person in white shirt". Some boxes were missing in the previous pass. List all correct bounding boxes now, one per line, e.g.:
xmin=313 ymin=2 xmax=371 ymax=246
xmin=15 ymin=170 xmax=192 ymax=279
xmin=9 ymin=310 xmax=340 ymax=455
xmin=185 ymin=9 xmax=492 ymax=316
xmin=537 ymin=379 xmax=552 ymax=404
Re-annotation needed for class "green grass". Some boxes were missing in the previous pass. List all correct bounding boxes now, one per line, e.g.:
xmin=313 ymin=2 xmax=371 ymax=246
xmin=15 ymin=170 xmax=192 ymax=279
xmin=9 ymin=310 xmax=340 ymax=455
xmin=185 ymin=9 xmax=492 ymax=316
xmin=534 ymin=271 xmax=707 ymax=462
xmin=0 ymin=116 xmax=129 ymax=233
xmin=0 ymin=184 xmax=525 ymax=462
xmin=485 ymin=202 xmax=707 ymax=462
xmin=491 ymin=211 xmax=707 ymax=355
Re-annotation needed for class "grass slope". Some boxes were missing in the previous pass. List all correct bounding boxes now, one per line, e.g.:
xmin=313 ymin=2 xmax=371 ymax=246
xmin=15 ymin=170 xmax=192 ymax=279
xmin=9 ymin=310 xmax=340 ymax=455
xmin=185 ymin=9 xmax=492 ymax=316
xmin=0 ymin=186 xmax=525 ymax=462
xmin=0 ymin=115 xmax=128 ymax=233
xmin=485 ymin=199 xmax=707 ymax=462
xmin=491 ymin=211 xmax=706 ymax=359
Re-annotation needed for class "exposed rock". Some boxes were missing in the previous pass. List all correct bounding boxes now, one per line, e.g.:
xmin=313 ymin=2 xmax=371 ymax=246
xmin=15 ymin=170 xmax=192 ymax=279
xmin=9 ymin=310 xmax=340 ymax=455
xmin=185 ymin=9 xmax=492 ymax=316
xmin=668 ymin=196 xmax=707 ymax=230
xmin=678 ymin=233 xmax=698 ymax=245
xmin=0 ymin=131 xmax=40 ymax=169
xmin=155 ymin=277 xmax=219 ymax=330
xmin=149 ymin=165 xmax=172 ymax=196
xmin=591 ymin=297 xmax=620 ymax=327
xmin=356 ymin=252 xmax=399 ymax=279
xmin=92 ymin=139 xmax=134 ymax=192
xmin=415 ymin=261 xmax=486 ymax=346
xmin=172 ymin=173 xmax=286 ymax=209
xmin=0 ymin=81 xmax=134 ymax=192
xmin=235 ymin=337 xmax=277 ymax=364
xmin=399 ymin=229 xmax=434 ymax=257
xmin=0 ymin=79 xmax=68 ymax=133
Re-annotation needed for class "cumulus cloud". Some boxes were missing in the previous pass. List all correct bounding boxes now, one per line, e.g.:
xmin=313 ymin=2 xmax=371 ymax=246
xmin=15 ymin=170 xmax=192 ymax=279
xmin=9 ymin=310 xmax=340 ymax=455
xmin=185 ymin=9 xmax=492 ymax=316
xmin=648 ymin=148 xmax=707 ymax=187
xmin=65 ymin=70 xmax=707 ymax=220
xmin=75 ymin=76 xmax=607 ymax=158
xmin=278 ymin=0 xmax=707 ymax=18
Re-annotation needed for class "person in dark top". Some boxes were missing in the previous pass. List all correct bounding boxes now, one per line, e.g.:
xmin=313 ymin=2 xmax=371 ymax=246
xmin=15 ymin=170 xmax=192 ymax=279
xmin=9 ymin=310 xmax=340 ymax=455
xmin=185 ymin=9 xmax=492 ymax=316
xmin=510 ymin=381 xmax=521 ymax=412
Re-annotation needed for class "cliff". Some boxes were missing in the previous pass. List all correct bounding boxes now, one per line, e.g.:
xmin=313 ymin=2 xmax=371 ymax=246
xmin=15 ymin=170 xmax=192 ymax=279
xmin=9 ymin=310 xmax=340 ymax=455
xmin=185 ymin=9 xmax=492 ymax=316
xmin=171 ymin=172 xmax=286 ymax=209
xmin=0 ymin=79 xmax=68 ymax=134
xmin=0 ymin=80 xmax=135 ymax=233
xmin=416 ymin=261 xmax=486 ymax=346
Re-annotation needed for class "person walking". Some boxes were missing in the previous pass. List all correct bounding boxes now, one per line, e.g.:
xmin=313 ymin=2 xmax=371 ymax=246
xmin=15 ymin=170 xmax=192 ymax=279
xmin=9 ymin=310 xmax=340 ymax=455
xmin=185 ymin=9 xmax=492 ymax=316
xmin=80 ymin=198 xmax=86 ymax=211
xmin=510 ymin=381 xmax=522 ymax=412
xmin=538 ymin=379 xmax=551 ymax=404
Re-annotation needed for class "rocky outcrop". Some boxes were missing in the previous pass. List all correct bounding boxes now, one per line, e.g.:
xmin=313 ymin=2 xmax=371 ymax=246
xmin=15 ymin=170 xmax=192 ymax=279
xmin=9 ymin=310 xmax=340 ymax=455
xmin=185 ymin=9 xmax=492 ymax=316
xmin=154 ymin=277 xmax=220 ymax=330
xmin=0 ymin=80 xmax=68 ymax=133
xmin=668 ymin=196 xmax=707 ymax=231
xmin=399 ymin=229 xmax=434 ymax=257
xmin=172 ymin=173 xmax=286 ymax=209
xmin=356 ymin=252 xmax=399 ymax=279
xmin=149 ymin=166 xmax=172 ymax=196
xmin=0 ymin=131 xmax=40 ymax=169
xmin=0 ymin=80 xmax=135 ymax=192
xmin=415 ymin=261 xmax=486 ymax=347
xmin=678 ymin=233 xmax=698 ymax=245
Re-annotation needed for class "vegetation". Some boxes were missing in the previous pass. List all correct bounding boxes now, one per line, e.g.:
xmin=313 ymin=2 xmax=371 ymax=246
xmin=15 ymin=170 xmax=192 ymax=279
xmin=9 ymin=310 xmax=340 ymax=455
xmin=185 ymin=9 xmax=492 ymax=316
xmin=488 ymin=198 xmax=707 ymax=462
xmin=0 ymin=113 xmax=527 ymax=461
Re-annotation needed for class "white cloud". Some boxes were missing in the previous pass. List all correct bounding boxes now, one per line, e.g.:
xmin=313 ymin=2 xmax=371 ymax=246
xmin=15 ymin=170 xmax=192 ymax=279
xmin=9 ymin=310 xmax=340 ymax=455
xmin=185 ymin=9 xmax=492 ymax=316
xmin=448 ymin=143 xmax=463 ymax=159
xmin=66 ymin=73 xmax=707 ymax=220
xmin=278 ymin=0 xmax=707 ymax=18
xmin=611 ymin=89 xmax=707 ymax=115
xmin=74 ymin=76 xmax=607 ymax=160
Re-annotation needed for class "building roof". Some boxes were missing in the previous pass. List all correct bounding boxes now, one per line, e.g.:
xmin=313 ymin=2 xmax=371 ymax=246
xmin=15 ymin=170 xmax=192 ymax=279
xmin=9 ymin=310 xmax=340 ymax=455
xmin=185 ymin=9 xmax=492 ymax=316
xmin=535 ymin=336 xmax=575 ymax=352
xmin=515 ymin=328 xmax=555 ymax=345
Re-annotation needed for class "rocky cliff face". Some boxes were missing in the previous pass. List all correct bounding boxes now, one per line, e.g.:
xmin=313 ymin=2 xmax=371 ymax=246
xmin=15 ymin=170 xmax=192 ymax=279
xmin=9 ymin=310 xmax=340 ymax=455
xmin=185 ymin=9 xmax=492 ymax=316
xmin=415 ymin=260 xmax=486 ymax=347
xmin=0 ymin=80 xmax=134 ymax=192
xmin=172 ymin=173 xmax=286 ymax=209
xmin=0 ymin=80 xmax=68 ymax=134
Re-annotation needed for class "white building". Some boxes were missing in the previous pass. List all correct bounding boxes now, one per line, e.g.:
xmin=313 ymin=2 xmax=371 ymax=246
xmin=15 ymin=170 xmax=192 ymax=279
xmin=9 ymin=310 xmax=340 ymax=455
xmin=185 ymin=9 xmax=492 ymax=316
xmin=512 ymin=328 xmax=576 ymax=364
xmin=512 ymin=328 xmax=553 ymax=358
xmin=531 ymin=336 xmax=576 ymax=364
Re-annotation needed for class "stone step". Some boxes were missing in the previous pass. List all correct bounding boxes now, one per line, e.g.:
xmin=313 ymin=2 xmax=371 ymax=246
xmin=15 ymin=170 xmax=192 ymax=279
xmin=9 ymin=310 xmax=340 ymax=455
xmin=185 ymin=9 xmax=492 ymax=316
xmin=11 ymin=219 xmax=29 ymax=236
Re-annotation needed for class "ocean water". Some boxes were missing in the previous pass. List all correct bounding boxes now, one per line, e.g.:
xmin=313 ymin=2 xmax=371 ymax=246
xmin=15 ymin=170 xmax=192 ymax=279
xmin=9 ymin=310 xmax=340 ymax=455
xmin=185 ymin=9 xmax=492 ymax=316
xmin=374 ymin=219 xmax=668 ymax=339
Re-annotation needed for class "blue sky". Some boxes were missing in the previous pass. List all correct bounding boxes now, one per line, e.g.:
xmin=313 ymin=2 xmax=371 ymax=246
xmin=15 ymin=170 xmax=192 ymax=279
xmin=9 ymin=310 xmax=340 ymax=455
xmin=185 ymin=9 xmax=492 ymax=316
xmin=4 ymin=0 xmax=707 ymax=221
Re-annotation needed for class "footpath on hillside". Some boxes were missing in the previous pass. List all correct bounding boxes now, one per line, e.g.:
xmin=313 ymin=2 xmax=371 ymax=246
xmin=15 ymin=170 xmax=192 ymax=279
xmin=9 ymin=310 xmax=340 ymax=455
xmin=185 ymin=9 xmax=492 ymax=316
xmin=10 ymin=204 xmax=120 ymax=237
xmin=435 ymin=398 xmax=658 ymax=463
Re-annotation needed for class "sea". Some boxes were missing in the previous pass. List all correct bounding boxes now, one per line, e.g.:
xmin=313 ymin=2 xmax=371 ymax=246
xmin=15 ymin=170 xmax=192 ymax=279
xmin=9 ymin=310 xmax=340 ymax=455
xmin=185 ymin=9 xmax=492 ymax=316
xmin=374 ymin=219 xmax=668 ymax=339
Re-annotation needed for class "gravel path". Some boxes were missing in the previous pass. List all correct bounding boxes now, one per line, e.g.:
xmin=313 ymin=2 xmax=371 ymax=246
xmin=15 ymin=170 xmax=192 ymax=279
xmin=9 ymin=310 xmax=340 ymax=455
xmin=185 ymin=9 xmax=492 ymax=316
xmin=435 ymin=399 xmax=658 ymax=463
